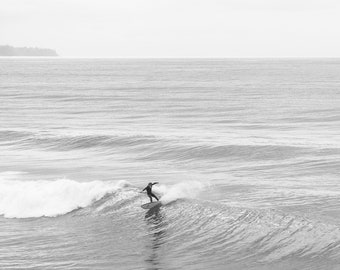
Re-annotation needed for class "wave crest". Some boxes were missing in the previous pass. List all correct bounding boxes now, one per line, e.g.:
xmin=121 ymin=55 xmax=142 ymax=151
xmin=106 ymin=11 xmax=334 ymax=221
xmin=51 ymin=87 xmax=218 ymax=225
xmin=0 ymin=178 xmax=129 ymax=218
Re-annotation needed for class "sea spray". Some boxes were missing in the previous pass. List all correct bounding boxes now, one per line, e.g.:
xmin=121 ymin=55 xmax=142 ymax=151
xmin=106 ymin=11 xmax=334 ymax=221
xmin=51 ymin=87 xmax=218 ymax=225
xmin=155 ymin=181 xmax=207 ymax=204
xmin=0 ymin=178 xmax=130 ymax=218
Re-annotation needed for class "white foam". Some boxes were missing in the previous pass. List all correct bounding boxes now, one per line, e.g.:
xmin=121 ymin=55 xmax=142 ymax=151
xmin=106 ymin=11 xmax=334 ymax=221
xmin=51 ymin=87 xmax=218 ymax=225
xmin=0 ymin=178 xmax=129 ymax=218
xmin=155 ymin=181 xmax=206 ymax=204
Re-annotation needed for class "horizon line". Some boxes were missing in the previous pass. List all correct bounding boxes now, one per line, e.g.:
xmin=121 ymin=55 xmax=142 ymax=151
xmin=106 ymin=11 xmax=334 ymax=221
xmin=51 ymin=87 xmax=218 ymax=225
xmin=1 ymin=56 xmax=340 ymax=59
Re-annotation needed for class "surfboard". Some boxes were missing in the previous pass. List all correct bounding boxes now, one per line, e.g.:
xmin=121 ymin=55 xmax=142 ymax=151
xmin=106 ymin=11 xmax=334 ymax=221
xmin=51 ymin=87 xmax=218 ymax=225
xmin=141 ymin=201 xmax=162 ymax=209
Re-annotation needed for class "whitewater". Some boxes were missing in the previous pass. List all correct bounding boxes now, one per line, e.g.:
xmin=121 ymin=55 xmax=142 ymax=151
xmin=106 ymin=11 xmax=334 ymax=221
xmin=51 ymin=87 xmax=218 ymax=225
xmin=0 ymin=58 xmax=339 ymax=269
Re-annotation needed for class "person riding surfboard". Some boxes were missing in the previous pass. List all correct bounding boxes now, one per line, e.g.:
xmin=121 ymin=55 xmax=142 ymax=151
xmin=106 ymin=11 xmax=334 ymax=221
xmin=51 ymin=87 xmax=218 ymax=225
xmin=142 ymin=182 xmax=159 ymax=202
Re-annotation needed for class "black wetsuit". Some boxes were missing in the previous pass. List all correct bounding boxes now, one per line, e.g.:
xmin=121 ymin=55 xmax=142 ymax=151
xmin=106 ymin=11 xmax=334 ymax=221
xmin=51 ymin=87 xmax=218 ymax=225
xmin=143 ymin=184 xmax=159 ymax=202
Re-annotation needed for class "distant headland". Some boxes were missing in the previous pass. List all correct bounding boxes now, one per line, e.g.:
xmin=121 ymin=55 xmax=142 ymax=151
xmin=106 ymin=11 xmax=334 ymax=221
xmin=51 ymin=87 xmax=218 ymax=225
xmin=0 ymin=45 xmax=58 ymax=56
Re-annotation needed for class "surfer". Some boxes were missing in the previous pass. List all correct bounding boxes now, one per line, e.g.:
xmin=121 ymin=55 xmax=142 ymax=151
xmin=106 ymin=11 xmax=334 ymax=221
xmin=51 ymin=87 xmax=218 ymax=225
xmin=142 ymin=182 xmax=159 ymax=202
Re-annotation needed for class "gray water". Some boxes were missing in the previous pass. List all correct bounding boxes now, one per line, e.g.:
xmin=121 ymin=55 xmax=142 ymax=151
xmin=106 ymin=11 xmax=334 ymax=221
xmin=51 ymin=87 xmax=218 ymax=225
xmin=0 ymin=58 xmax=339 ymax=269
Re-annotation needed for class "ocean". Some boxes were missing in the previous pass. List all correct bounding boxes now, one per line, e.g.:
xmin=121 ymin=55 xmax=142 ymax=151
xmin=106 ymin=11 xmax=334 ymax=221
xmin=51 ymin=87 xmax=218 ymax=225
xmin=0 ymin=58 xmax=339 ymax=269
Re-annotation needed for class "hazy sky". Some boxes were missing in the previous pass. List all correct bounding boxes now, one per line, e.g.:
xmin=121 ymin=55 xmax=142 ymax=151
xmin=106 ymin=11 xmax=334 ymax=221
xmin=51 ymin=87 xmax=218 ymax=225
xmin=1 ymin=0 xmax=340 ymax=57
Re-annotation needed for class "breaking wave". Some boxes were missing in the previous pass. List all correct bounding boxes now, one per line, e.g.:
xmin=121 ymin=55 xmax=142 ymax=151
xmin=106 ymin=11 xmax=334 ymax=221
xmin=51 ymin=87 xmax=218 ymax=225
xmin=0 ymin=177 xmax=205 ymax=218
xmin=0 ymin=176 xmax=339 ymax=266
xmin=0 ymin=178 xmax=129 ymax=218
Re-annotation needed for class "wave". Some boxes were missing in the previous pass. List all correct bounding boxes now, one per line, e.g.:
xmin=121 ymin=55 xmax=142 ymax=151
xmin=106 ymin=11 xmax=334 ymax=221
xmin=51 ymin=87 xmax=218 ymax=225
xmin=0 ymin=176 xmax=205 ymax=218
xmin=138 ymin=200 xmax=340 ymax=265
xmin=0 ymin=129 xmax=315 ymax=162
xmin=0 ymin=178 xmax=129 ymax=218
xmin=177 ymin=203 xmax=340 ymax=263
xmin=0 ymin=130 xmax=162 ymax=151
xmin=0 ymin=175 xmax=339 ymax=264
xmin=141 ymin=144 xmax=309 ymax=162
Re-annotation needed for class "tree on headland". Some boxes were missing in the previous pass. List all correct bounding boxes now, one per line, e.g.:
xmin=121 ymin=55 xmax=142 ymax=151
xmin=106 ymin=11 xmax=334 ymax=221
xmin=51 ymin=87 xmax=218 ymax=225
xmin=0 ymin=45 xmax=58 ymax=56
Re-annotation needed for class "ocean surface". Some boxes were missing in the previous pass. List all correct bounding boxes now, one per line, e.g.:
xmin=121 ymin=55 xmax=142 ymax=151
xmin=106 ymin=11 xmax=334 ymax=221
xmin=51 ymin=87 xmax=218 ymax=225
xmin=0 ymin=58 xmax=339 ymax=269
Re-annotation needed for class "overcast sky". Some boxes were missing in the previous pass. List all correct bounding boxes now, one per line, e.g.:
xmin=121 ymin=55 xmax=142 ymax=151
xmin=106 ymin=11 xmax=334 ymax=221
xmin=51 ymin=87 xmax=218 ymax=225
xmin=1 ymin=0 xmax=340 ymax=57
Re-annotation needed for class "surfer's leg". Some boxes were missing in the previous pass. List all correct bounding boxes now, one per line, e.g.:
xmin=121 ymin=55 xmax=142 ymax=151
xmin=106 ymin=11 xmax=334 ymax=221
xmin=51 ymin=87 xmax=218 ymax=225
xmin=148 ymin=195 xmax=153 ymax=202
xmin=151 ymin=193 xmax=159 ymax=201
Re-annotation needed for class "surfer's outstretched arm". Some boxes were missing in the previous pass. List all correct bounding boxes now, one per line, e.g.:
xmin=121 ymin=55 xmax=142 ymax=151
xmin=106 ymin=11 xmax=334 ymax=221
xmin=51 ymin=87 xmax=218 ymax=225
xmin=152 ymin=182 xmax=159 ymax=185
